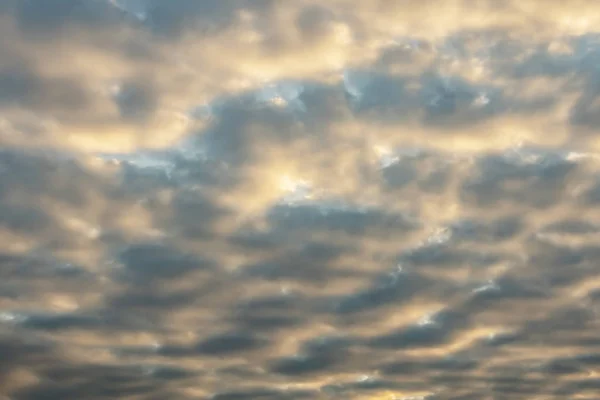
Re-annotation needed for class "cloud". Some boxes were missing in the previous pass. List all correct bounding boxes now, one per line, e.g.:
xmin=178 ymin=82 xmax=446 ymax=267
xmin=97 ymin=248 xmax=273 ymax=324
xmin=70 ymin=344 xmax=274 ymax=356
xmin=4 ymin=1 xmax=600 ymax=399
xmin=0 ymin=0 xmax=597 ymax=154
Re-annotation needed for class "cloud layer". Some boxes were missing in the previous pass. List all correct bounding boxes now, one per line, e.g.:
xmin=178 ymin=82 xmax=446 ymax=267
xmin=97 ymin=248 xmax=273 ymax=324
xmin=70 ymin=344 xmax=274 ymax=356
xmin=2 ymin=1 xmax=600 ymax=399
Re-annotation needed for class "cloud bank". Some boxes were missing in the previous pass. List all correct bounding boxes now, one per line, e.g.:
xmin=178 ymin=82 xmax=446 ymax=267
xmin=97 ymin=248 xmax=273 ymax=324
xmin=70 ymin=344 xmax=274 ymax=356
xmin=2 ymin=1 xmax=600 ymax=399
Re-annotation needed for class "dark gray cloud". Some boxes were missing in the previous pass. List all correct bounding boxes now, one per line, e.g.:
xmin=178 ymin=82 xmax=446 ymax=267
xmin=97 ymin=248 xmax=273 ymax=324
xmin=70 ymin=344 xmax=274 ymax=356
xmin=143 ymin=0 xmax=252 ymax=39
xmin=117 ymin=242 xmax=213 ymax=281
xmin=461 ymin=151 xmax=578 ymax=208
xmin=14 ymin=0 xmax=122 ymax=37
xmin=0 ymin=63 xmax=92 ymax=114
xmin=333 ymin=268 xmax=432 ymax=314
xmin=368 ymin=309 xmax=469 ymax=349
xmin=114 ymin=79 xmax=158 ymax=122
xmin=267 ymin=203 xmax=418 ymax=236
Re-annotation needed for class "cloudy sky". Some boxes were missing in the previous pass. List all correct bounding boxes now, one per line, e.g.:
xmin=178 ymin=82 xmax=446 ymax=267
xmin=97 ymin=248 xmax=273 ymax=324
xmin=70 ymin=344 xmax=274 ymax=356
xmin=2 ymin=0 xmax=600 ymax=399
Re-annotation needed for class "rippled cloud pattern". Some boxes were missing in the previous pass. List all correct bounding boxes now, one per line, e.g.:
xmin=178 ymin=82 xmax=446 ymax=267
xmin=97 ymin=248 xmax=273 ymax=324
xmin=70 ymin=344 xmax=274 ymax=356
xmin=2 ymin=1 xmax=600 ymax=399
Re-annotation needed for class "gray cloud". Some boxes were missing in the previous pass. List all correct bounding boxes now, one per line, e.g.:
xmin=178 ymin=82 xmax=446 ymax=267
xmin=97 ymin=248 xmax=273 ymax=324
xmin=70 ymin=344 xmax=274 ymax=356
xmin=4 ymin=1 xmax=600 ymax=399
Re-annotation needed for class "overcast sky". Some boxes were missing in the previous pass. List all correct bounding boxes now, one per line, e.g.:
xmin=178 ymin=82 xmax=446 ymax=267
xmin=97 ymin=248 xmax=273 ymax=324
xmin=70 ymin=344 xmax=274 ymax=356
xmin=2 ymin=1 xmax=600 ymax=399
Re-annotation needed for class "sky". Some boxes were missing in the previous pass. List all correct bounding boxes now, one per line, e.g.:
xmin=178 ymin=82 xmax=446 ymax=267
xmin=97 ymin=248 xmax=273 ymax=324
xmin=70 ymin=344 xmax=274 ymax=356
xmin=2 ymin=0 xmax=600 ymax=399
